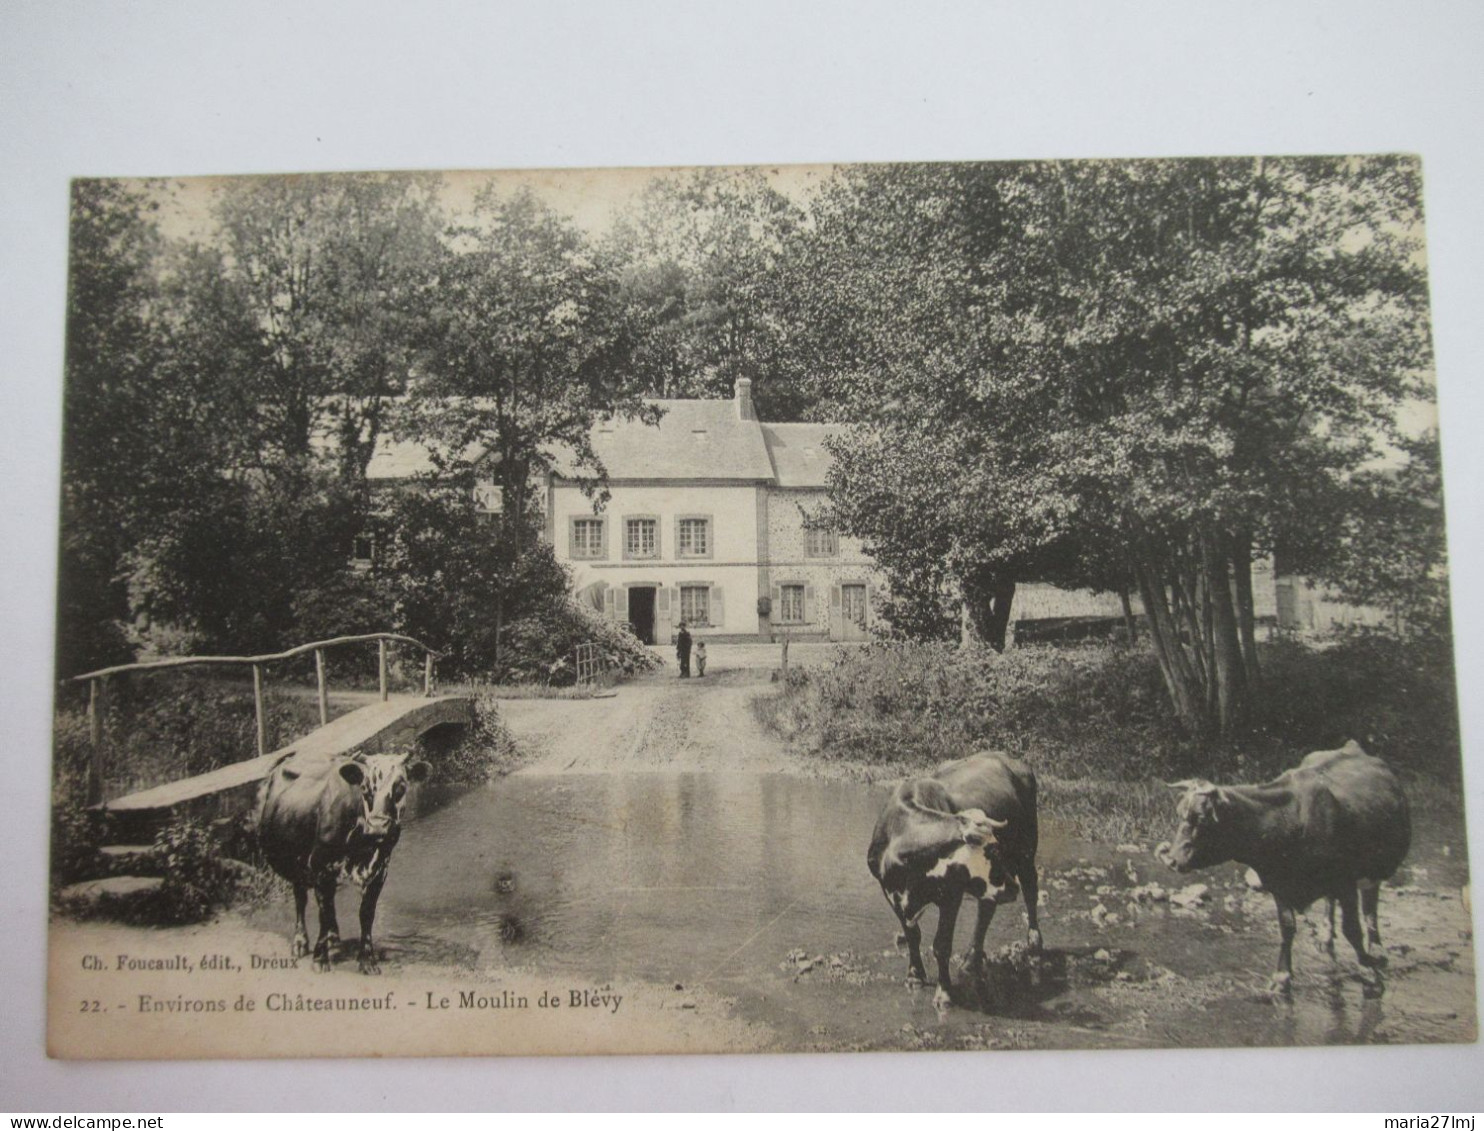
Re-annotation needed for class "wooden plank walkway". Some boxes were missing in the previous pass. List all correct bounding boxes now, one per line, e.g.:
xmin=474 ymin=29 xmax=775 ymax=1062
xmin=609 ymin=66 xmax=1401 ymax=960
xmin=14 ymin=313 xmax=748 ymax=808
xmin=103 ymin=694 xmax=472 ymax=812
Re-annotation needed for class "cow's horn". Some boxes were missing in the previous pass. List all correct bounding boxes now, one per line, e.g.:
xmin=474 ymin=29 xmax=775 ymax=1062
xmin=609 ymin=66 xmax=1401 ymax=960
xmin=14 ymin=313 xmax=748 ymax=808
xmin=986 ymin=817 xmax=1009 ymax=830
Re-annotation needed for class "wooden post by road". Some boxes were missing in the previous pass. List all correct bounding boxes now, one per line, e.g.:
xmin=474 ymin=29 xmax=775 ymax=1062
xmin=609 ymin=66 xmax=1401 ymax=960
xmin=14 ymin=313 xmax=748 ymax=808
xmin=252 ymin=664 xmax=267 ymax=757
xmin=315 ymin=648 xmax=329 ymax=725
xmin=780 ymin=635 xmax=790 ymax=680
xmin=379 ymin=638 xmax=389 ymax=702
xmin=423 ymin=651 xmax=434 ymax=698
xmin=86 ymin=677 xmax=105 ymax=805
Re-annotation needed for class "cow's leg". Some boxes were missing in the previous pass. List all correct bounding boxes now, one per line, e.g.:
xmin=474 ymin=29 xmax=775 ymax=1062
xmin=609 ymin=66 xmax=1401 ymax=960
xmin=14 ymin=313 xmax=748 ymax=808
xmin=356 ymin=873 xmax=387 ymax=975
xmin=1337 ymin=886 xmax=1380 ymax=976
xmin=900 ymin=914 xmax=928 ymax=986
xmin=967 ymin=898 xmax=997 ymax=973
xmin=884 ymin=890 xmax=928 ymax=985
xmin=312 ymin=875 xmax=340 ymax=972
xmin=931 ymin=895 xmax=962 ymax=1009
xmin=1271 ymin=895 xmax=1297 ymax=994
xmin=1359 ymin=880 xmax=1386 ymax=964
xmin=1019 ymin=861 xmax=1043 ymax=952
xmin=291 ymin=882 xmax=310 ymax=958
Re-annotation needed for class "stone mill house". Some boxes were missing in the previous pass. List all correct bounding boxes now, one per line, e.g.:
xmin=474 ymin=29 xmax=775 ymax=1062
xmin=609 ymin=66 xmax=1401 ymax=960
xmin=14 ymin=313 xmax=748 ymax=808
xmin=543 ymin=379 xmax=880 ymax=644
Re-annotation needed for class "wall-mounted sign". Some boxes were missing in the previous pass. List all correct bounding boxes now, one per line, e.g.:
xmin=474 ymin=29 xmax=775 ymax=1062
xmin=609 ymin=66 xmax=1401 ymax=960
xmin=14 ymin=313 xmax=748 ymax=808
xmin=473 ymin=482 xmax=504 ymax=514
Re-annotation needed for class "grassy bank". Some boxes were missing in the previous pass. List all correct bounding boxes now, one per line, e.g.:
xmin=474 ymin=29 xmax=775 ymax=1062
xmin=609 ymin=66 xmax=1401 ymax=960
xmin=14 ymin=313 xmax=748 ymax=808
xmin=757 ymin=631 xmax=1464 ymax=842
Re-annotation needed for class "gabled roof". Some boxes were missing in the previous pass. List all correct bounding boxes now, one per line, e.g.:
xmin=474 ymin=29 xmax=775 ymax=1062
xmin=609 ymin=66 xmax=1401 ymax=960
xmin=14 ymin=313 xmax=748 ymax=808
xmin=553 ymin=399 xmax=777 ymax=482
xmin=761 ymin=423 xmax=839 ymax=488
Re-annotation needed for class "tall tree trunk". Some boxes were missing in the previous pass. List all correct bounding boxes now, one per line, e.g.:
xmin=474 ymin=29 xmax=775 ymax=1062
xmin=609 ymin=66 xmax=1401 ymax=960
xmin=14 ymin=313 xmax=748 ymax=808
xmin=1133 ymin=552 xmax=1209 ymax=734
xmin=1118 ymin=587 xmax=1138 ymax=644
xmin=962 ymin=571 xmax=1017 ymax=653
xmin=1231 ymin=529 xmax=1261 ymax=685
xmin=1201 ymin=529 xmax=1249 ymax=734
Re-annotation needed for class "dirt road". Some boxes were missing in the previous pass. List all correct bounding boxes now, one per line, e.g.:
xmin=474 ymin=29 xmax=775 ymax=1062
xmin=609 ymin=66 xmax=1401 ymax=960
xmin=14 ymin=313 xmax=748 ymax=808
xmin=497 ymin=644 xmax=831 ymax=774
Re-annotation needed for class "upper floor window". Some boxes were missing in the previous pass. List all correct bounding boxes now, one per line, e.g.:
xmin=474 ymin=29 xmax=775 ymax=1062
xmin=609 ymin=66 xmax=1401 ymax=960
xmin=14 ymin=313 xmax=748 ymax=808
xmin=677 ymin=517 xmax=711 ymax=559
xmin=624 ymin=517 xmax=658 ymax=560
xmin=805 ymin=527 xmax=839 ymax=557
xmin=571 ymin=517 xmax=606 ymax=560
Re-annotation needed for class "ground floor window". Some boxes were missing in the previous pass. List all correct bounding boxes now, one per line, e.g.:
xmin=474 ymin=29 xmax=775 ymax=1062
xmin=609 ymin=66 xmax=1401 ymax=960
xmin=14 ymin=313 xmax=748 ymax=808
xmin=680 ymin=585 xmax=710 ymax=627
xmin=779 ymin=583 xmax=805 ymax=623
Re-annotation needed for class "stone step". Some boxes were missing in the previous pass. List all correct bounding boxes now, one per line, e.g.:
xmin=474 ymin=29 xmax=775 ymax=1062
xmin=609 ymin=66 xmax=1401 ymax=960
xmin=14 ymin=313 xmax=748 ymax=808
xmin=99 ymin=844 xmax=159 ymax=862
xmin=58 ymin=875 xmax=165 ymax=911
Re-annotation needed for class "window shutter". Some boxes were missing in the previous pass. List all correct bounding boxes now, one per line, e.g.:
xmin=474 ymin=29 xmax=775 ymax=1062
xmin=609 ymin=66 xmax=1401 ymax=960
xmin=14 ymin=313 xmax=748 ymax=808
xmin=804 ymin=583 xmax=816 ymax=625
xmin=828 ymin=582 xmax=844 ymax=640
xmin=603 ymin=586 xmax=616 ymax=621
xmin=710 ymin=586 xmax=724 ymax=629
xmin=616 ymin=587 xmax=629 ymax=617
xmin=655 ymin=585 xmax=672 ymax=643
xmin=568 ymin=519 xmax=576 ymax=559
xmin=771 ymin=583 xmax=782 ymax=617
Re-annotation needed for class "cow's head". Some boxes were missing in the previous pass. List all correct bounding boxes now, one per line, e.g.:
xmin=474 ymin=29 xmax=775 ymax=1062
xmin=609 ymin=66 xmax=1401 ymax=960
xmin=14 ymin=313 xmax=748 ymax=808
xmin=884 ymin=806 xmax=1015 ymax=923
xmin=949 ymin=807 xmax=1018 ymax=901
xmin=1161 ymin=779 xmax=1228 ymax=872
xmin=340 ymin=753 xmax=432 ymax=840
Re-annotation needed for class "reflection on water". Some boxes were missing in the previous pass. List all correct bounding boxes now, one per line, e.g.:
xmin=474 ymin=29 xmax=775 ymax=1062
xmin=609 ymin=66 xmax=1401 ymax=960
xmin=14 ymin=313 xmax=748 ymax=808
xmin=247 ymin=769 xmax=1473 ymax=1049
xmin=383 ymin=773 xmax=899 ymax=985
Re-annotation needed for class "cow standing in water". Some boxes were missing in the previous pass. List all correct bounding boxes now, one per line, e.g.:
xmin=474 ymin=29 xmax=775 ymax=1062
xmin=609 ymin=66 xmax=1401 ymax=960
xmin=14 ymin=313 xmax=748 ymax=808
xmin=1160 ymin=741 xmax=1410 ymax=993
xmin=258 ymin=750 xmax=430 ymax=973
xmin=867 ymin=751 xmax=1042 ymax=1009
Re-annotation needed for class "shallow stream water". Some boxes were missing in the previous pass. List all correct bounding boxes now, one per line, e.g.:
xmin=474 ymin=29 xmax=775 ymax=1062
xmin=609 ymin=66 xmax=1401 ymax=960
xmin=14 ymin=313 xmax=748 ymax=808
xmin=263 ymin=770 xmax=1476 ymax=1051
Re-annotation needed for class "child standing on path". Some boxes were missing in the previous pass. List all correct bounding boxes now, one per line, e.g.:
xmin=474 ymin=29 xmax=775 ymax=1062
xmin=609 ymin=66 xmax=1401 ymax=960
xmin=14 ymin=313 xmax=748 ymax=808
xmin=695 ymin=640 xmax=707 ymax=677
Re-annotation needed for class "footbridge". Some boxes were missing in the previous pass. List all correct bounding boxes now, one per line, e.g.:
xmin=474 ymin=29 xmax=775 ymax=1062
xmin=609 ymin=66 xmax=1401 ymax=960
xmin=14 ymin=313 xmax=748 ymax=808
xmin=69 ymin=633 xmax=475 ymax=830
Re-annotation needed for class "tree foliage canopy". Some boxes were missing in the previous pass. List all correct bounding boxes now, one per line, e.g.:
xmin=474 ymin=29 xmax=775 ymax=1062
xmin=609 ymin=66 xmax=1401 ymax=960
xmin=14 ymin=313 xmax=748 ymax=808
xmin=801 ymin=158 xmax=1434 ymax=733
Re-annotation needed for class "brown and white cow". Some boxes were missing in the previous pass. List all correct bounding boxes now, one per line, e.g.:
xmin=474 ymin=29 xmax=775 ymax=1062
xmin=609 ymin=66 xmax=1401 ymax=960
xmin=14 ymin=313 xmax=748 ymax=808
xmin=257 ymin=750 xmax=430 ymax=973
xmin=1160 ymin=740 xmax=1410 ymax=993
xmin=867 ymin=751 xmax=1042 ymax=1009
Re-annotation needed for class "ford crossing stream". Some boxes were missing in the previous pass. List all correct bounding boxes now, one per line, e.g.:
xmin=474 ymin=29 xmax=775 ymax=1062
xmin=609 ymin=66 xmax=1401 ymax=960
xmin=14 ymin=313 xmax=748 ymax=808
xmin=244 ymin=654 xmax=1476 ymax=1052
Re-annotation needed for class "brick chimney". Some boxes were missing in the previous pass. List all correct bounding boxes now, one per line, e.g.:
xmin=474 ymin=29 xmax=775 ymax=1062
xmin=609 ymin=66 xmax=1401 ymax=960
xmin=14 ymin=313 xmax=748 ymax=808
xmin=735 ymin=377 xmax=756 ymax=421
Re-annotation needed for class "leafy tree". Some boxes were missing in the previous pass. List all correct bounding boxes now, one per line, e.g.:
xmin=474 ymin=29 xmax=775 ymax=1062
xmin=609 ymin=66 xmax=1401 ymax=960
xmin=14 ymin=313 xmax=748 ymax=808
xmin=1317 ymin=429 xmax=1450 ymax=637
xmin=405 ymin=187 xmax=655 ymax=526
xmin=805 ymin=159 xmax=1433 ymax=735
xmin=605 ymin=169 xmax=812 ymax=418
xmin=204 ymin=171 xmax=444 ymax=476
xmin=378 ymin=483 xmax=571 ymax=677
xmin=117 ymin=173 xmax=445 ymax=653
xmin=57 ymin=180 xmax=170 ymax=675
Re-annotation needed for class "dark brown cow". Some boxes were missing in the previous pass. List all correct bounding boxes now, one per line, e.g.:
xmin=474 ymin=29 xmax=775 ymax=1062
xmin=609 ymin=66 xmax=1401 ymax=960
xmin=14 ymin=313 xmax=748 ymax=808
xmin=1160 ymin=740 xmax=1410 ymax=993
xmin=257 ymin=750 xmax=430 ymax=973
xmin=867 ymin=751 xmax=1042 ymax=1009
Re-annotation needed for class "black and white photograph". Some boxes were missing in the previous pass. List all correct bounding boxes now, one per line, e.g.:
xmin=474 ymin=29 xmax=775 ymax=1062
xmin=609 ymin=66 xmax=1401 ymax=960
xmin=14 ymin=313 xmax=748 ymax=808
xmin=45 ymin=157 xmax=1475 ymax=1059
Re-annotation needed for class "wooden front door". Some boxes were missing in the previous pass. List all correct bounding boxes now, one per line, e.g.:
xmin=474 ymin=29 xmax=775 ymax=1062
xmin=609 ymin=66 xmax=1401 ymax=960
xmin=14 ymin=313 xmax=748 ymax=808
xmin=841 ymin=583 xmax=869 ymax=641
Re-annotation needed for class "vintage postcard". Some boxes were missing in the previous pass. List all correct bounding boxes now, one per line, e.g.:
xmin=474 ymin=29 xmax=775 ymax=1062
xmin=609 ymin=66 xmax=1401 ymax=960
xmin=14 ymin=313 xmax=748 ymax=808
xmin=48 ymin=157 xmax=1474 ymax=1059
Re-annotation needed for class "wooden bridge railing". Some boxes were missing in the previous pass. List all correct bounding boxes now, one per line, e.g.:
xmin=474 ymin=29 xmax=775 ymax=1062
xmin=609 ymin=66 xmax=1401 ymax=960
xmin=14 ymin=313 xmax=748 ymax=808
xmin=68 ymin=633 xmax=444 ymax=804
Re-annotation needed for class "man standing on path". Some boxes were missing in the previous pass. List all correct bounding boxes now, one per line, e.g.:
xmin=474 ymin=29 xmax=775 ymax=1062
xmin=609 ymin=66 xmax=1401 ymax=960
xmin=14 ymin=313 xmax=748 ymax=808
xmin=676 ymin=621 xmax=692 ymax=678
